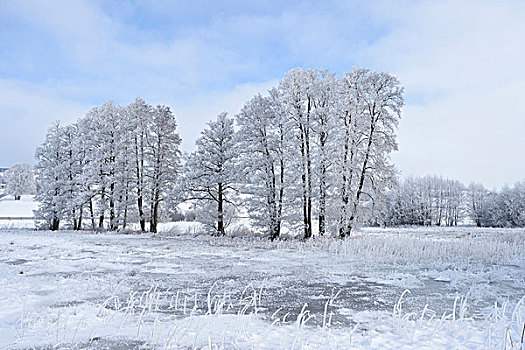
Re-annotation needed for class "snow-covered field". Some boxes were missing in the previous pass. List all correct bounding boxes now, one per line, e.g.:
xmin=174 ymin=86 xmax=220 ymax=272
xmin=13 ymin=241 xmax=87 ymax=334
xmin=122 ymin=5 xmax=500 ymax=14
xmin=0 ymin=195 xmax=38 ymax=230
xmin=0 ymin=227 xmax=524 ymax=349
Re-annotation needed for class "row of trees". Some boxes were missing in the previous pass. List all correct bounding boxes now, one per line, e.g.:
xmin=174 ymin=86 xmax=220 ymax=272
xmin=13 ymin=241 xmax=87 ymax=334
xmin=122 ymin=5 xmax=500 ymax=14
xmin=468 ymin=181 xmax=525 ymax=228
xmin=35 ymin=99 xmax=181 ymax=232
xmin=383 ymin=176 xmax=525 ymax=228
xmin=30 ymin=67 xmax=525 ymax=234
xmin=384 ymin=176 xmax=464 ymax=226
xmin=178 ymin=67 xmax=404 ymax=239
xmin=36 ymin=67 xmax=404 ymax=238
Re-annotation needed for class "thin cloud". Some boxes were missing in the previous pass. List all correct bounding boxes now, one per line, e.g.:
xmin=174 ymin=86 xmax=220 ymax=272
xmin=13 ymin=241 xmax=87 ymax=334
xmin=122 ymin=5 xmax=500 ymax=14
xmin=359 ymin=0 xmax=525 ymax=187
xmin=0 ymin=79 xmax=88 ymax=167
xmin=0 ymin=0 xmax=523 ymax=187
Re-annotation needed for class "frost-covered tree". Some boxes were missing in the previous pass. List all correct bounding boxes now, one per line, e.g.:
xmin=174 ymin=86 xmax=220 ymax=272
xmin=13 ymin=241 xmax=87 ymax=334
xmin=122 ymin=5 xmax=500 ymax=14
xmin=443 ymin=179 xmax=464 ymax=226
xmin=233 ymin=67 xmax=403 ymax=239
xmin=510 ymin=181 xmax=525 ymax=227
xmin=194 ymin=200 xmax=238 ymax=234
xmin=75 ymin=115 xmax=101 ymax=230
xmin=337 ymin=68 xmax=403 ymax=237
xmin=33 ymin=67 xmax=408 ymax=238
xmin=82 ymin=101 xmax=123 ymax=230
xmin=383 ymin=176 xmax=466 ymax=227
xmin=113 ymin=105 xmax=137 ymax=230
xmin=128 ymin=98 xmax=151 ymax=231
xmin=335 ymin=70 xmax=365 ymax=235
xmin=236 ymin=91 xmax=289 ymax=239
xmin=5 ymin=163 xmax=36 ymax=200
xmin=479 ymin=181 xmax=525 ymax=227
xmin=35 ymin=122 xmax=68 ymax=230
xmin=467 ymin=182 xmax=488 ymax=227
xmin=146 ymin=105 xmax=181 ymax=233
xmin=279 ymin=68 xmax=316 ymax=239
xmin=310 ymin=70 xmax=337 ymax=236
xmin=36 ymin=98 xmax=182 ymax=232
xmin=181 ymin=113 xmax=238 ymax=236
xmin=60 ymin=124 xmax=86 ymax=230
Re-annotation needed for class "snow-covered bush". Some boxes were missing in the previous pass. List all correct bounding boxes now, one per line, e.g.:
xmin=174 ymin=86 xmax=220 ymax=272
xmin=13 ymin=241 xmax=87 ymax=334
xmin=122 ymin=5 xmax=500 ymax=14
xmin=194 ymin=201 xmax=238 ymax=235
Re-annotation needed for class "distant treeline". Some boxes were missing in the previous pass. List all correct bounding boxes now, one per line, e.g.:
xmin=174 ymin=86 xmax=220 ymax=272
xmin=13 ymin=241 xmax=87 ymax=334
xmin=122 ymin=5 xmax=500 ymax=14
xmin=382 ymin=176 xmax=525 ymax=228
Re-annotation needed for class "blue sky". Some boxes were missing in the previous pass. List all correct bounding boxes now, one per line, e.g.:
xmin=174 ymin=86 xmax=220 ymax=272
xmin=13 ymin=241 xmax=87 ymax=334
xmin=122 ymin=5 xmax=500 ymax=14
xmin=1 ymin=0 xmax=524 ymax=188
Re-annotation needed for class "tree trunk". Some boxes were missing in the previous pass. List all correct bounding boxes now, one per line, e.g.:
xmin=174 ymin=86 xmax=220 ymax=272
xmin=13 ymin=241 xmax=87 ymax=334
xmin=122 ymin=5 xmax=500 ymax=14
xmin=274 ymin=152 xmax=285 ymax=241
xmin=89 ymin=199 xmax=95 ymax=230
xmin=217 ymin=183 xmax=225 ymax=236
xmin=346 ymin=121 xmax=375 ymax=237
xmin=268 ymin=168 xmax=279 ymax=240
xmin=136 ymin=177 xmax=145 ymax=232
xmin=123 ymin=186 xmax=129 ymax=229
xmin=51 ymin=215 xmax=60 ymax=231
xmin=339 ymin=117 xmax=354 ymax=239
xmin=318 ymin=129 xmax=327 ymax=236
xmin=109 ymin=182 xmax=117 ymax=230
xmin=149 ymin=186 xmax=160 ymax=233
xmin=98 ymin=185 xmax=105 ymax=229
xmin=98 ymin=214 xmax=104 ymax=229
xmin=77 ymin=204 xmax=83 ymax=230
xmin=135 ymin=134 xmax=146 ymax=232
xmin=299 ymin=129 xmax=308 ymax=239
xmin=150 ymin=201 xmax=159 ymax=233
xmin=305 ymin=97 xmax=312 ymax=239
xmin=339 ymin=131 xmax=350 ymax=238
xmin=318 ymin=173 xmax=326 ymax=236
xmin=73 ymin=208 xmax=78 ymax=231
xmin=138 ymin=195 xmax=145 ymax=232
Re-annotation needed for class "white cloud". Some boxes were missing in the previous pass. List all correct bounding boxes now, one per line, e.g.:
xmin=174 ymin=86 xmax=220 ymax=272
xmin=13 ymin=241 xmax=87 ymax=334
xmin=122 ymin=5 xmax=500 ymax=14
xmin=361 ymin=0 xmax=525 ymax=187
xmin=2 ymin=0 xmax=116 ymax=61
xmin=1 ymin=0 xmax=523 ymax=187
xmin=392 ymin=80 xmax=525 ymax=189
xmin=364 ymin=1 xmax=525 ymax=91
xmin=175 ymin=79 xmax=279 ymax=152
xmin=0 ymin=80 xmax=88 ymax=166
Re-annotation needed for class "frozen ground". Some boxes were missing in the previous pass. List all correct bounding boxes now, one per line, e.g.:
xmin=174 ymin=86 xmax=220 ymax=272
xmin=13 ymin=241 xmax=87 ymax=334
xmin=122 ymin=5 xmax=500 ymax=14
xmin=0 ymin=227 xmax=524 ymax=349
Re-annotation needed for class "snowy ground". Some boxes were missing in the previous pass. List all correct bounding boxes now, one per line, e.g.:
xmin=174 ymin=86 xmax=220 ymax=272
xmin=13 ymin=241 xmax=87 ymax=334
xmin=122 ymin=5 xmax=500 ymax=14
xmin=0 ymin=227 xmax=524 ymax=349
xmin=0 ymin=195 xmax=38 ymax=230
